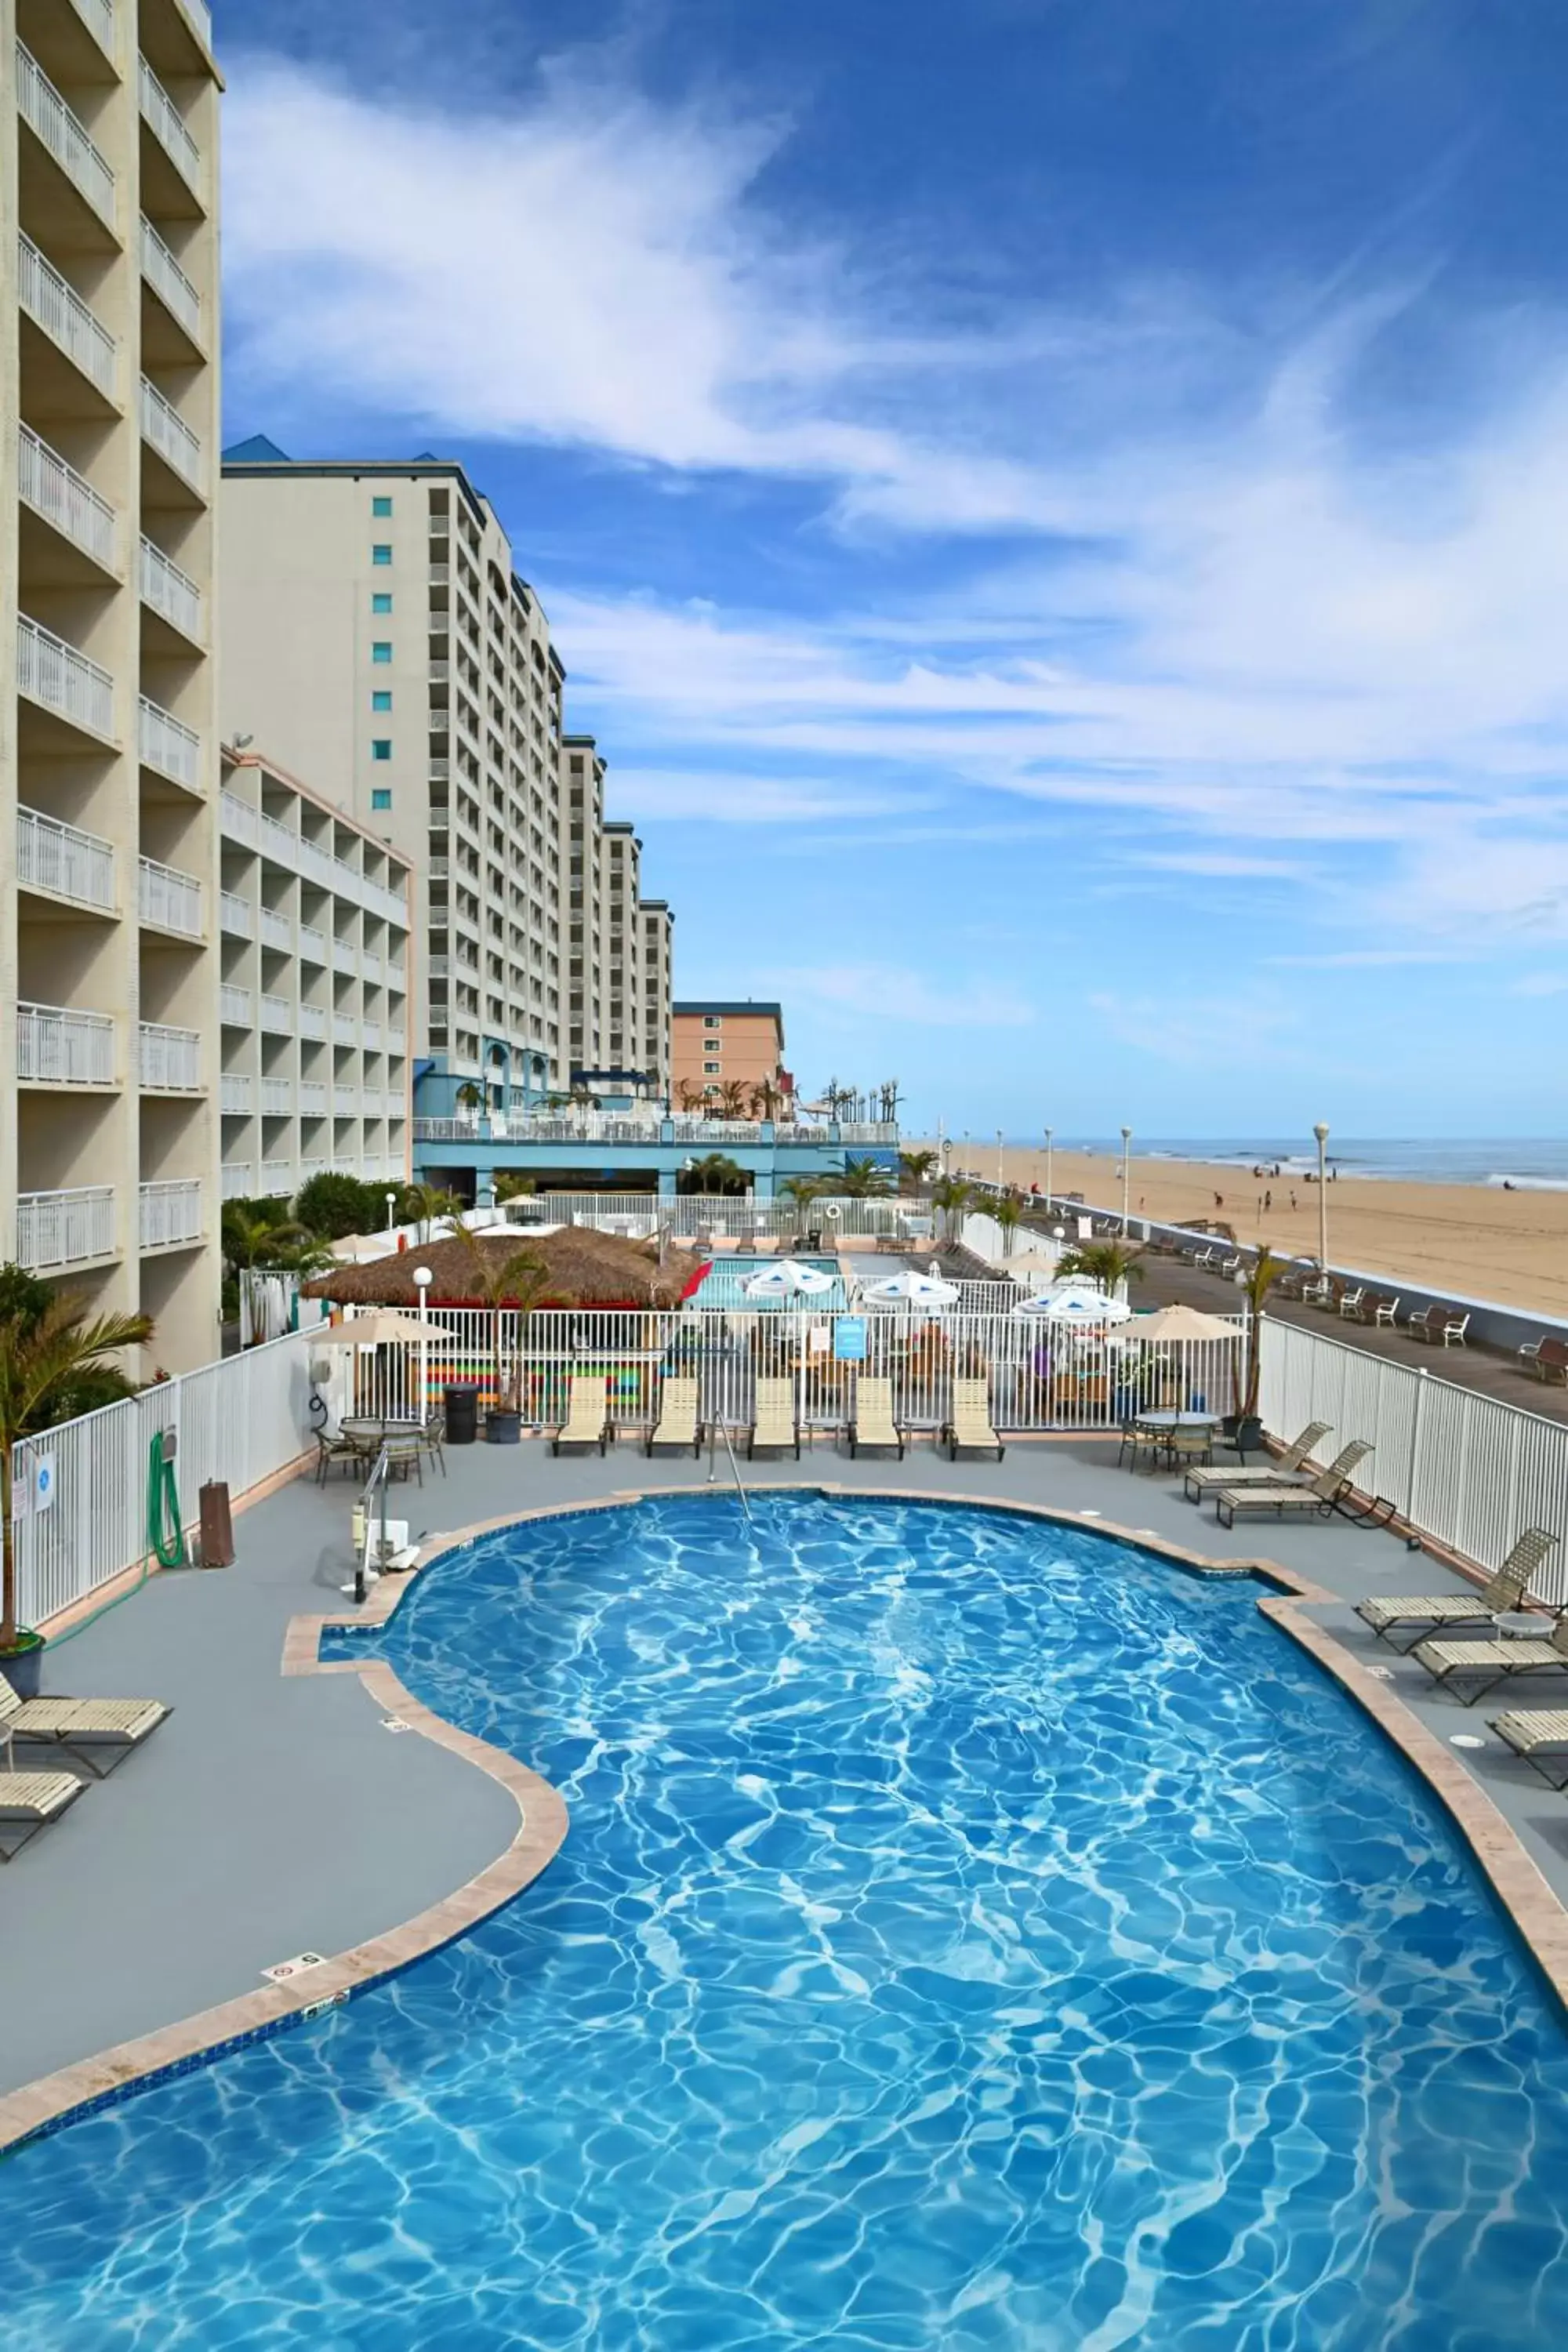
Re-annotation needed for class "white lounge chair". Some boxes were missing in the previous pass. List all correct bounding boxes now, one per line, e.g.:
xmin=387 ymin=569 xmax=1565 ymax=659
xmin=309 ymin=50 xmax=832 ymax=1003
xmin=1490 ymin=1708 xmax=1568 ymax=1788
xmin=0 ymin=1683 xmax=170 ymax=1779
xmin=551 ymin=1375 xmax=610 ymax=1455
xmin=1414 ymin=1613 xmax=1568 ymax=1705
xmin=942 ymin=1377 xmax=1004 ymax=1462
xmin=746 ymin=1378 xmax=800 ymax=1459
xmin=644 ymin=1376 xmax=702 ymax=1458
xmin=1183 ymin=1419 xmax=1330 ymax=1501
xmin=1355 ymin=1529 xmax=1559 ymax=1651
xmin=1210 ymin=1440 xmax=1373 ymax=1528
xmin=0 ymin=1769 xmax=84 ymax=1860
xmin=848 ymin=1377 xmax=905 ymax=1460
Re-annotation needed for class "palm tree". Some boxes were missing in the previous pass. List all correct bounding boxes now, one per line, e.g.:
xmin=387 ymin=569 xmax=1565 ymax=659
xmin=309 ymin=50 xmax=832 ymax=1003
xmin=401 ymin=1181 xmax=461 ymax=1246
xmin=777 ymin=1177 xmax=821 ymax=1208
xmin=715 ymin=1079 xmax=750 ymax=1120
xmin=750 ymin=1076 xmax=783 ymax=1123
xmin=1236 ymin=1247 xmax=1290 ymax=1419
xmin=0 ymin=1290 xmax=153 ymax=1650
xmin=1057 ymin=1239 xmax=1144 ymax=1294
xmin=931 ymin=1174 xmax=974 ymax=1243
xmin=993 ymin=1189 xmax=1024 ymax=1258
xmin=837 ymin=1156 xmax=895 ymax=1199
xmin=676 ymin=1080 xmax=708 ymax=1112
xmin=494 ymin=1172 xmax=536 ymax=1204
xmin=454 ymin=1080 xmax=484 ymax=1123
xmin=898 ymin=1149 xmax=938 ymax=1193
xmin=681 ymin=1153 xmax=748 ymax=1196
xmin=449 ymin=1224 xmax=550 ymax=1417
xmin=220 ymin=1203 xmax=314 ymax=1276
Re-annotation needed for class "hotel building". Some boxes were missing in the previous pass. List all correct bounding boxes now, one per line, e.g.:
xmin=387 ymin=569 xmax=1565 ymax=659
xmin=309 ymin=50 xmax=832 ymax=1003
xmin=2 ymin=0 xmax=223 ymax=1367
xmin=672 ymin=1002 xmax=788 ymax=1111
xmin=561 ymin=734 xmax=674 ymax=1099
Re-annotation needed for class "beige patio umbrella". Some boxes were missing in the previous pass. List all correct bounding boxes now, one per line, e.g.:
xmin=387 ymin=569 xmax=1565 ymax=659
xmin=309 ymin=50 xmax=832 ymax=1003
xmin=1116 ymin=1304 xmax=1238 ymax=1344
xmin=312 ymin=1311 xmax=433 ymax=1348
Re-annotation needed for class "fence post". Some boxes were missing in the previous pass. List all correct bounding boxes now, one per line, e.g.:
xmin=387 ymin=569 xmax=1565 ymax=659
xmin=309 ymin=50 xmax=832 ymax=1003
xmin=1406 ymin=1367 xmax=1428 ymax=1530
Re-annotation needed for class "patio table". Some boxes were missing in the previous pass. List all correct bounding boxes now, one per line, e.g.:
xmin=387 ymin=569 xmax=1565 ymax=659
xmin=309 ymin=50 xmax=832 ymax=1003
xmin=1134 ymin=1409 xmax=1222 ymax=1431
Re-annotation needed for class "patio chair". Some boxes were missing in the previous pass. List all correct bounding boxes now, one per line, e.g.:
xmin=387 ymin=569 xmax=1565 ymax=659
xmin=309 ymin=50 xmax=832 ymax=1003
xmin=1166 ymin=1426 xmax=1214 ymax=1471
xmin=1408 ymin=1304 xmax=1468 ymax=1345
xmin=0 ymin=1769 xmax=85 ymax=1861
xmin=1337 ymin=1287 xmax=1367 ymax=1320
xmin=746 ymin=1378 xmax=800 ymax=1459
xmin=645 ymin=1377 xmax=702 ymax=1457
xmin=1210 ymin=1439 xmax=1374 ymax=1528
xmin=1371 ymin=1295 xmax=1401 ymax=1328
xmin=419 ymin=1411 xmax=448 ymax=1477
xmin=314 ymin=1427 xmax=363 ymax=1485
xmin=1355 ymin=1528 xmax=1559 ymax=1651
xmin=551 ymin=1375 xmax=611 ymax=1455
xmin=848 ymin=1377 xmax=906 ymax=1460
xmin=1412 ymin=1612 xmax=1568 ymax=1704
xmin=941 ymin=1377 xmax=1004 ymax=1462
xmin=1439 ymin=1310 xmax=1470 ymax=1347
xmin=0 ymin=1683 xmax=170 ymax=1779
xmin=1532 ymin=1338 xmax=1568 ymax=1386
xmin=1490 ymin=1708 xmax=1568 ymax=1788
xmin=1116 ymin=1417 xmax=1161 ymax=1472
xmin=1182 ymin=1419 xmax=1331 ymax=1501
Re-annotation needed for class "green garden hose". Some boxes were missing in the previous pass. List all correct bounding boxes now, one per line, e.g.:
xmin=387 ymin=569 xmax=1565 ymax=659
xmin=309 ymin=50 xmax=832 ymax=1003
xmin=147 ymin=1432 xmax=186 ymax=1569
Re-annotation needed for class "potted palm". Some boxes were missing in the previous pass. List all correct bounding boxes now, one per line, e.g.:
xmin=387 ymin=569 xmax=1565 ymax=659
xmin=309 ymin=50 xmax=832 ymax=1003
xmin=1225 ymin=1247 xmax=1289 ymax=1454
xmin=450 ymin=1225 xmax=550 ymax=1442
xmin=0 ymin=1275 xmax=151 ymax=1694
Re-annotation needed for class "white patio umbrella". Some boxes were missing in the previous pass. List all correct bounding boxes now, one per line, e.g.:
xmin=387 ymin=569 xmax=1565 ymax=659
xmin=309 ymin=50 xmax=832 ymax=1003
xmin=1116 ymin=1304 xmax=1238 ymax=1345
xmin=861 ymin=1270 xmax=960 ymax=1308
xmin=742 ymin=1259 xmax=838 ymax=1301
xmin=1014 ymin=1283 xmax=1132 ymax=1325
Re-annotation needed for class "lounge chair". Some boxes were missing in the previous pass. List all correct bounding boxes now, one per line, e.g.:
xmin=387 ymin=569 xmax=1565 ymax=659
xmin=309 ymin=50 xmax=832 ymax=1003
xmin=746 ymin=1377 xmax=800 ymax=1459
xmin=848 ymin=1377 xmax=905 ymax=1460
xmin=1409 ymin=1304 xmax=1470 ymax=1347
xmin=1355 ymin=1528 xmax=1560 ymax=1651
xmin=1490 ymin=1708 xmax=1568 ymax=1788
xmin=550 ymin=1375 xmax=611 ymax=1455
xmin=0 ymin=1769 xmax=85 ymax=1860
xmin=1183 ymin=1419 xmax=1332 ymax=1501
xmin=1210 ymin=1440 xmax=1374 ymax=1528
xmin=941 ymin=1377 xmax=1004 ymax=1462
xmin=1413 ymin=1613 xmax=1568 ymax=1704
xmin=0 ymin=1683 xmax=169 ymax=1778
xmin=1531 ymin=1338 xmax=1568 ymax=1387
xmin=645 ymin=1376 xmax=702 ymax=1457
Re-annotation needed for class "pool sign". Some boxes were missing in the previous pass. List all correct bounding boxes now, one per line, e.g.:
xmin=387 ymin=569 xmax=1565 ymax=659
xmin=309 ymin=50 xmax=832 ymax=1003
xmin=833 ymin=1317 xmax=869 ymax=1363
xmin=32 ymin=1454 xmax=56 ymax=1514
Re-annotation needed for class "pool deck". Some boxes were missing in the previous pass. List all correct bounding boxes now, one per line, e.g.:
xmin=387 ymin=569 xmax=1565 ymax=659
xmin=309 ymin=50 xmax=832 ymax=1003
xmin=5 ymin=1433 xmax=1568 ymax=2141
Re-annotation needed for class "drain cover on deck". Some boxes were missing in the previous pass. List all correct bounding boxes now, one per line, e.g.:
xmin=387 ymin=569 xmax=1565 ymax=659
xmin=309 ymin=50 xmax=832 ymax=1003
xmin=261 ymin=1951 xmax=328 ymax=1985
xmin=1449 ymin=1733 xmax=1486 ymax=1750
xmin=380 ymin=1715 xmax=412 ymax=1733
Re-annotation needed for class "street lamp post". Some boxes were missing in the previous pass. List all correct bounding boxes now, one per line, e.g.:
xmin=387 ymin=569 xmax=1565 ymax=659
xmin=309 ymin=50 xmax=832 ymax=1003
xmin=412 ymin=1265 xmax=432 ymax=1426
xmin=1313 ymin=1122 xmax=1330 ymax=1269
xmin=1120 ymin=1125 xmax=1133 ymax=1232
xmin=1044 ymin=1126 xmax=1054 ymax=1209
xmin=996 ymin=1127 xmax=1004 ymax=1191
xmin=384 ymin=1189 xmax=397 ymax=1239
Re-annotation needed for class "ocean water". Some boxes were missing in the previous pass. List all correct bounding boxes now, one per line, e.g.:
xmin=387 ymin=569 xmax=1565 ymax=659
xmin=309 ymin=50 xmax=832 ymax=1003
xmin=1037 ymin=1139 xmax=1568 ymax=1189
xmin=8 ymin=1494 xmax=1568 ymax=2349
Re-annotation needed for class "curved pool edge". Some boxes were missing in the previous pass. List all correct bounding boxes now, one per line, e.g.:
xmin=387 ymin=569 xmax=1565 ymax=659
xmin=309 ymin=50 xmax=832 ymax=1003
xmin=3 ymin=1482 xmax=1564 ymax=2158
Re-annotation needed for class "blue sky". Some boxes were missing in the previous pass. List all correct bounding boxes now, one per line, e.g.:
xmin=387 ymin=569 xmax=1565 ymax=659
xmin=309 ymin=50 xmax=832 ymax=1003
xmin=219 ymin=0 xmax=1568 ymax=1138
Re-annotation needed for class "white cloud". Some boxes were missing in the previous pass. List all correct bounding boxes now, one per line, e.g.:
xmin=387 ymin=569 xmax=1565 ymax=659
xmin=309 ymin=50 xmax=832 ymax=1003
xmin=603 ymin=770 xmax=927 ymax=823
xmin=774 ymin=964 xmax=1036 ymax=1029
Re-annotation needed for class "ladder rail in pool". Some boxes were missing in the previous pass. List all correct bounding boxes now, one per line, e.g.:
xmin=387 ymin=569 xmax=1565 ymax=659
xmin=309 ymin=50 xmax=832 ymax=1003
xmin=706 ymin=1410 xmax=753 ymax=1526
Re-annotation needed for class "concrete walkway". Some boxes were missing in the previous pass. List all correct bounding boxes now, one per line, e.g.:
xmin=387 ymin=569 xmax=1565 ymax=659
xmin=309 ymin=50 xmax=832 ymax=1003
xmin=3 ymin=1432 xmax=1567 ymax=2097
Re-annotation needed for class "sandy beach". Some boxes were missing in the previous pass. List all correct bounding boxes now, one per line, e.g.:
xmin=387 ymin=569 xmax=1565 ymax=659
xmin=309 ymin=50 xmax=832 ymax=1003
xmin=927 ymin=1144 xmax=1568 ymax=1322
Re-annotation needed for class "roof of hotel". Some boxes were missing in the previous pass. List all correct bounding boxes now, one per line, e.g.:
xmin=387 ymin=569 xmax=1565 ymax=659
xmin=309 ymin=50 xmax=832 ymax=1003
xmin=674 ymin=1000 xmax=783 ymax=1017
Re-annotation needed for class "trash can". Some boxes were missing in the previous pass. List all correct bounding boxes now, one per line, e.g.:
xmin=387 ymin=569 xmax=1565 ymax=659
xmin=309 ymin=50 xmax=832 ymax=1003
xmin=444 ymin=1381 xmax=480 ymax=1445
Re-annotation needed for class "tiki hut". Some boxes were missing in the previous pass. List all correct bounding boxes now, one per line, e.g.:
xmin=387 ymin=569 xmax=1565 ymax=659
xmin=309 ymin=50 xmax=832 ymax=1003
xmin=302 ymin=1227 xmax=682 ymax=1310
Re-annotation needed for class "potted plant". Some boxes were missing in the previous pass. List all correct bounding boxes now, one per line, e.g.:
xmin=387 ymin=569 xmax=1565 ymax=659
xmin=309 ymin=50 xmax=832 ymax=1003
xmin=1225 ymin=1247 xmax=1290 ymax=1454
xmin=0 ymin=1271 xmax=151 ymax=1695
xmin=454 ymin=1080 xmax=484 ymax=1131
xmin=450 ymin=1225 xmax=550 ymax=1442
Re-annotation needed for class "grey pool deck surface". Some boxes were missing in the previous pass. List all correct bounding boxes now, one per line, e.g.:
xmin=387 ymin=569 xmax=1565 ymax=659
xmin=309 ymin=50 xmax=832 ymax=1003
xmin=5 ymin=1432 xmax=1568 ymax=2103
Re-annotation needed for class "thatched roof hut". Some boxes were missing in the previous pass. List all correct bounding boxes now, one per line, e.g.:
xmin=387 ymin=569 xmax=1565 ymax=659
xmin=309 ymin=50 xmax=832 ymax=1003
xmin=302 ymin=1227 xmax=681 ymax=1310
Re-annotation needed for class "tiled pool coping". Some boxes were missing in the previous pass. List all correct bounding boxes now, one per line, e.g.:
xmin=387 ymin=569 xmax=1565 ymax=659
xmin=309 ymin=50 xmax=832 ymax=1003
xmin=2 ymin=1482 xmax=1564 ymax=2157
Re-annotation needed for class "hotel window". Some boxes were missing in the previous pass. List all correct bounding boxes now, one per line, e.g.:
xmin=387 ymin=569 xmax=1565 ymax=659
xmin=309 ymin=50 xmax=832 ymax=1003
xmin=372 ymin=739 xmax=392 ymax=761
xmin=372 ymin=641 xmax=392 ymax=664
xmin=372 ymin=544 xmax=393 ymax=566
xmin=372 ymin=788 xmax=392 ymax=810
xmin=703 ymin=1061 xmax=721 ymax=1075
xmin=704 ymin=1014 xmax=721 ymax=1028
xmin=372 ymin=690 xmax=392 ymax=712
xmin=372 ymin=495 xmax=393 ymax=517
xmin=372 ymin=593 xmax=393 ymax=614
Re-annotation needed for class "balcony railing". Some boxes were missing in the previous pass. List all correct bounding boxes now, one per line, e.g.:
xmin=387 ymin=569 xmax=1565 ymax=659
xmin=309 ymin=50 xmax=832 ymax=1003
xmin=17 ymin=614 xmax=114 ymax=739
xmin=172 ymin=0 xmax=213 ymax=59
xmin=139 ymin=1020 xmax=201 ymax=1090
xmin=16 ymin=45 xmax=116 ymax=227
xmin=18 ymin=1001 xmax=115 ymax=1085
xmin=69 ymin=0 xmax=116 ymax=62
xmin=360 ymin=949 xmax=383 ymax=985
xmin=298 ymin=1080 xmax=328 ymax=1114
xmin=17 ymin=805 xmax=115 ymax=911
xmin=18 ymin=233 xmax=117 ymax=401
xmin=387 ymin=961 xmax=406 ymax=989
xmin=333 ymin=1087 xmax=360 ymax=1116
xmin=220 ymin=890 xmax=252 ymax=937
xmin=217 ymin=789 xmax=260 ymax=848
xmin=298 ymin=922 xmax=326 ymax=963
xmin=260 ymin=993 xmax=292 ymax=1036
xmin=138 ymin=694 xmax=201 ymax=790
xmin=18 ymin=423 xmax=117 ymax=572
xmin=258 ymin=1079 xmax=293 ymax=1117
xmin=260 ymin=906 xmax=292 ymax=953
xmin=139 ymin=536 xmax=202 ymax=641
xmin=137 ymin=854 xmax=203 ymax=938
xmin=298 ymin=1004 xmax=326 ymax=1041
xmin=299 ymin=1156 xmax=328 ymax=1180
xmin=140 ymin=376 xmax=201 ymax=488
xmin=361 ymin=1019 xmax=383 ymax=1051
xmin=260 ymin=1160 xmax=294 ymax=1196
xmin=223 ymin=1162 xmax=255 ymax=1200
xmin=18 ymin=1185 xmax=116 ymax=1272
xmin=140 ymin=1178 xmax=201 ymax=1250
xmin=220 ymin=983 xmax=252 ymax=1025
xmin=140 ymin=216 xmax=201 ymax=341
xmin=332 ymin=1011 xmax=358 ymax=1046
xmin=220 ymin=1074 xmax=252 ymax=1115
xmin=138 ymin=56 xmax=201 ymax=194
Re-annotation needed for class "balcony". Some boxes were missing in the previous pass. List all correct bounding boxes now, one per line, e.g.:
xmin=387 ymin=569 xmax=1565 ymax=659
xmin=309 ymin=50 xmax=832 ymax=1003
xmin=298 ymin=922 xmax=326 ymax=964
xmin=220 ymin=1074 xmax=252 ymax=1115
xmin=140 ymin=376 xmax=202 ymax=491
xmin=172 ymin=0 xmax=214 ymax=60
xmin=17 ymin=805 xmax=115 ymax=912
xmin=298 ymin=1080 xmax=328 ymax=1115
xmin=16 ymin=43 xmax=116 ymax=228
xmin=260 ymin=1077 xmax=294 ymax=1116
xmin=68 ymin=0 xmax=116 ymax=60
xmin=140 ymin=216 xmax=201 ymax=343
xmin=361 ymin=949 xmax=383 ymax=985
xmin=361 ymin=1019 xmax=384 ymax=1051
xmin=333 ymin=1086 xmax=360 ymax=1116
xmin=138 ymin=694 xmax=201 ymax=791
xmin=332 ymin=1011 xmax=358 ymax=1047
xmin=222 ymin=1162 xmax=255 ymax=1200
xmin=18 ymin=1000 xmax=115 ymax=1086
xmin=260 ymin=906 xmax=292 ymax=953
xmin=387 ymin=960 xmax=406 ymax=989
xmin=299 ymin=1157 xmax=328 ymax=1180
xmin=139 ymin=1020 xmax=201 ymax=1090
xmin=220 ymin=982 xmax=252 ymax=1025
xmin=260 ymin=993 xmax=292 ymax=1036
xmin=298 ymin=1004 xmax=326 ymax=1042
xmin=138 ymin=56 xmax=201 ymax=196
xmin=18 ymin=423 xmax=118 ymax=574
xmin=218 ymin=789 xmax=260 ymax=849
xmin=260 ymin=1160 xmax=294 ymax=1197
xmin=18 ymin=234 xmax=117 ymax=403
xmin=220 ymin=890 xmax=251 ymax=938
xmin=138 ymin=854 xmax=202 ymax=937
xmin=140 ymin=536 xmax=202 ymax=641
xmin=17 ymin=615 xmax=114 ymax=741
xmin=18 ymin=1185 xmax=116 ymax=1272
xmin=140 ymin=1178 xmax=201 ymax=1250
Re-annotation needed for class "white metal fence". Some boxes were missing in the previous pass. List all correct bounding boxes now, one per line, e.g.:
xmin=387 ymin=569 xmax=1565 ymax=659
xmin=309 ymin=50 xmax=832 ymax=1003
xmin=328 ymin=1304 xmax=1243 ymax=1440
xmin=505 ymin=1193 xmax=929 ymax=1240
xmin=10 ymin=1328 xmax=323 ymax=1633
xmin=1258 ymin=1317 xmax=1568 ymax=1604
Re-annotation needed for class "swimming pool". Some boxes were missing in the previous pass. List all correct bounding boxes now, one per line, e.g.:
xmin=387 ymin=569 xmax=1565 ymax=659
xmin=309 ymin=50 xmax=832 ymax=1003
xmin=687 ymin=1252 xmax=848 ymax=1309
xmin=9 ymin=1494 xmax=1568 ymax=2348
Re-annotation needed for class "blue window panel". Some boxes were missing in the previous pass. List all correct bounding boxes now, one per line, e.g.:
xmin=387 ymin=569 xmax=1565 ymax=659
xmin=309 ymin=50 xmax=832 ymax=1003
xmin=371 ymin=788 xmax=392 ymax=810
xmin=372 ymin=641 xmax=392 ymax=664
xmin=372 ymin=690 xmax=392 ymax=711
xmin=371 ymin=739 xmax=392 ymax=761
xmin=372 ymin=495 xmax=393 ymax=517
xmin=372 ymin=544 xmax=392 ymax=565
xmin=372 ymin=592 xmax=393 ymax=614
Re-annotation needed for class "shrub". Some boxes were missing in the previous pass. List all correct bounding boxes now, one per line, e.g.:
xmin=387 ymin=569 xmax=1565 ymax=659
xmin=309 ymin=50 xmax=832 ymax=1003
xmin=295 ymin=1172 xmax=383 ymax=1240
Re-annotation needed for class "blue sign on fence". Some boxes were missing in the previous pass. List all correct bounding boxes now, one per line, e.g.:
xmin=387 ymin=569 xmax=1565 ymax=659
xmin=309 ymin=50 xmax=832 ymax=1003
xmin=833 ymin=1316 xmax=868 ymax=1363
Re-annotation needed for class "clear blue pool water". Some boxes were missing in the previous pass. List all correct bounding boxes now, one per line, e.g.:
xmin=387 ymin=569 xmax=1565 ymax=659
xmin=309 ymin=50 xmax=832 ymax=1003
xmin=688 ymin=1253 xmax=848 ymax=1309
xmin=9 ymin=1494 xmax=1568 ymax=2349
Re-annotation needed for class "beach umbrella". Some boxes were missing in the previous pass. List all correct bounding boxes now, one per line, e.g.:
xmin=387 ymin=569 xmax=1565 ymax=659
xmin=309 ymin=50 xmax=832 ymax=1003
xmin=1116 ymin=1304 xmax=1238 ymax=1345
xmin=861 ymin=1270 xmax=960 ymax=1308
xmin=1014 ymin=1283 xmax=1132 ymax=1325
xmin=314 ymin=1310 xmax=432 ymax=1348
xmin=742 ymin=1259 xmax=837 ymax=1300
